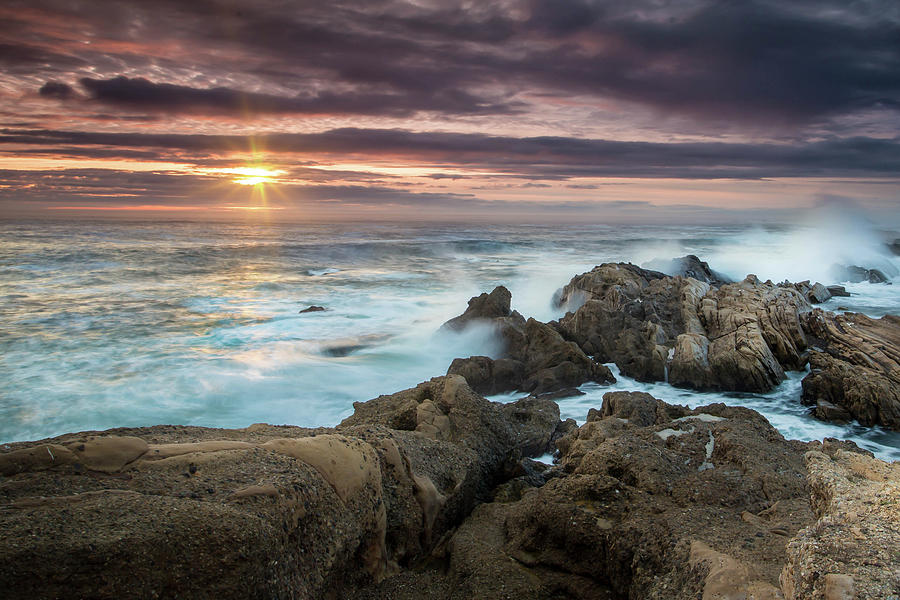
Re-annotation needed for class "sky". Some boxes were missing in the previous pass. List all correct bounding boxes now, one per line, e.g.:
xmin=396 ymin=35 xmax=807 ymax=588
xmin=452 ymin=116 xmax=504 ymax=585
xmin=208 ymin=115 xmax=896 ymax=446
xmin=1 ymin=0 xmax=899 ymax=223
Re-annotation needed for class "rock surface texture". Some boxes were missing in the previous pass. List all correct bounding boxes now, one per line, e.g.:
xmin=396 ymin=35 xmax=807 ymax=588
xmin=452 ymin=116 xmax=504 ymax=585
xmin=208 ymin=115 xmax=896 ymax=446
xmin=0 ymin=376 xmax=557 ymax=600
xmin=352 ymin=392 xmax=898 ymax=600
xmin=1 ymin=388 xmax=897 ymax=599
xmin=801 ymin=309 xmax=900 ymax=430
xmin=781 ymin=446 xmax=900 ymax=599
xmin=552 ymin=264 xmax=811 ymax=393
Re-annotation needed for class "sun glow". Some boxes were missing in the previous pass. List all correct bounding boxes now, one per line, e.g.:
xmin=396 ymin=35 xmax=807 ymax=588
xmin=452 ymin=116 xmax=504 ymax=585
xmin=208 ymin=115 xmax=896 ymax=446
xmin=234 ymin=176 xmax=271 ymax=186
xmin=197 ymin=166 xmax=286 ymax=186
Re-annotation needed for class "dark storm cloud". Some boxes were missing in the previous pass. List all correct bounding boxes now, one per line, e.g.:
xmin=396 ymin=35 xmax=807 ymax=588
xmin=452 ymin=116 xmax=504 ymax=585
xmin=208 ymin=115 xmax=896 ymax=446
xmin=39 ymin=81 xmax=75 ymax=100
xmin=4 ymin=127 xmax=899 ymax=180
xmin=164 ymin=0 xmax=900 ymax=124
xmin=79 ymin=76 xmax=520 ymax=117
xmin=5 ymin=0 xmax=899 ymax=125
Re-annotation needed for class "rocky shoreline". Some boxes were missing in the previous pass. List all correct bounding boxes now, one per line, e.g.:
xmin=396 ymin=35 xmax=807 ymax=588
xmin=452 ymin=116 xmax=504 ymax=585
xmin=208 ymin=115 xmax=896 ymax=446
xmin=1 ymin=259 xmax=898 ymax=599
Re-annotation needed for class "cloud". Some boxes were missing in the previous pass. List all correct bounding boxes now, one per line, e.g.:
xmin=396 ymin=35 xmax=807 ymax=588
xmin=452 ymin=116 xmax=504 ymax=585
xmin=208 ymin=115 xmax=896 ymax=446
xmin=4 ymin=127 xmax=899 ymax=180
xmin=4 ymin=1 xmax=898 ymax=127
xmin=78 ymin=76 xmax=520 ymax=117
xmin=39 ymin=81 xmax=75 ymax=99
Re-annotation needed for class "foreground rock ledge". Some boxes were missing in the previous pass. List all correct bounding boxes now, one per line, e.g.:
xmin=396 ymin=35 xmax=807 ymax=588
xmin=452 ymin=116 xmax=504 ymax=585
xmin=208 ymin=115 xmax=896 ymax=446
xmin=1 ymin=384 xmax=897 ymax=599
xmin=0 ymin=376 xmax=558 ymax=599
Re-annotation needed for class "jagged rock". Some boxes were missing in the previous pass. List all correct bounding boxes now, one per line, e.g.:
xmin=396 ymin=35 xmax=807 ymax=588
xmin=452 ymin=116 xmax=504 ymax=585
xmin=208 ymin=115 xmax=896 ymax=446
xmin=0 ymin=376 xmax=559 ymax=600
xmin=672 ymin=277 xmax=809 ymax=391
xmin=554 ymin=263 xmax=697 ymax=378
xmin=644 ymin=254 xmax=732 ymax=286
xmin=801 ymin=310 xmax=900 ymax=429
xmin=599 ymin=390 xmax=674 ymax=426
xmin=499 ymin=396 xmax=561 ymax=457
xmin=826 ymin=285 xmax=850 ymax=297
xmin=528 ymin=387 xmax=585 ymax=401
xmin=441 ymin=286 xmax=512 ymax=331
xmin=807 ymin=282 xmax=832 ymax=304
xmin=867 ymin=268 xmax=890 ymax=283
xmin=814 ymin=399 xmax=853 ymax=423
xmin=781 ymin=446 xmax=900 ymax=599
xmin=369 ymin=392 xmax=815 ymax=600
xmin=518 ymin=318 xmax=614 ymax=394
xmin=443 ymin=290 xmax=614 ymax=395
xmin=554 ymin=264 xmax=811 ymax=393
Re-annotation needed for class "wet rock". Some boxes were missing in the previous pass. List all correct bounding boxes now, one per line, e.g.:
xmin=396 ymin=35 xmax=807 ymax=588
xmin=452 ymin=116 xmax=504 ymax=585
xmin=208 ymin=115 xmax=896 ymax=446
xmin=517 ymin=318 xmax=613 ymax=394
xmin=446 ymin=356 xmax=525 ymax=395
xmin=814 ymin=399 xmax=853 ymax=423
xmin=527 ymin=387 xmax=585 ymax=401
xmin=299 ymin=305 xmax=326 ymax=313
xmin=441 ymin=286 xmax=512 ymax=331
xmin=826 ymin=285 xmax=850 ymax=297
xmin=800 ymin=310 xmax=900 ymax=429
xmin=443 ymin=291 xmax=613 ymax=396
xmin=499 ymin=396 xmax=561 ymax=457
xmin=644 ymin=254 xmax=732 ymax=286
xmin=555 ymin=264 xmax=809 ymax=393
xmin=554 ymin=263 xmax=694 ymax=376
xmin=831 ymin=264 xmax=891 ymax=284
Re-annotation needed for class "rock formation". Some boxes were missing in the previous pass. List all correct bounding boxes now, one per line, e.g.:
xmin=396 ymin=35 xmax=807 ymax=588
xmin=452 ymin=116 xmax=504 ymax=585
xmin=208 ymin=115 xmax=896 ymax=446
xmin=553 ymin=264 xmax=811 ymax=392
xmin=442 ymin=259 xmax=898 ymax=430
xmin=644 ymin=254 xmax=732 ymax=286
xmin=782 ymin=445 xmax=900 ymax=599
xmin=830 ymin=264 xmax=892 ymax=284
xmin=443 ymin=286 xmax=614 ymax=395
xmin=1 ymin=386 xmax=896 ymax=599
xmin=801 ymin=309 xmax=900 ymax=430
xmin=351 ymin=392 xmax=898 ymax=599
xmin=0 ymin=376 xmax=558 ymax=599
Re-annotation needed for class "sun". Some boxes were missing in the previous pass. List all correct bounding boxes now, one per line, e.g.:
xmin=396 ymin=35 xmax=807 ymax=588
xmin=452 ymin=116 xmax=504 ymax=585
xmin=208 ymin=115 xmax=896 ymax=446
xmin=228 ymin=166 xmax=285 ymax=186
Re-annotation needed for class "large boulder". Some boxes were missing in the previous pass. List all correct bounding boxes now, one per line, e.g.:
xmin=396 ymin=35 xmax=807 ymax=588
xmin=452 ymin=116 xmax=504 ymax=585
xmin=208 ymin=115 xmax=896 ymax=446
xmin=554 ymin=263 xmax=697 ymax=382
xmin=446 ymin=355 xmax=525 ymax=395
xmin=0 ymin=376 xmax=561 ymax=599
xmin=800 ymin=310 xmax=900 ymax=429
xmin=674 ymin=276 xmax=809 ymax=392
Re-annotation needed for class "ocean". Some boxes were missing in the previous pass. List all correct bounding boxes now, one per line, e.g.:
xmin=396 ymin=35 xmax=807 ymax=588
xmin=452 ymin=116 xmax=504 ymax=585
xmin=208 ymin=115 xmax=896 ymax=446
xmin=2 ymin=219 xmax=899 ymax=460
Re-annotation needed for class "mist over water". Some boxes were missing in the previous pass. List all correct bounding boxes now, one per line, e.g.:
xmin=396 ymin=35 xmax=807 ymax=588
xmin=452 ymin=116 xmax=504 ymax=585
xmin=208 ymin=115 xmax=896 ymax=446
xmin=1 ymin=219 xmax=898 ymax=459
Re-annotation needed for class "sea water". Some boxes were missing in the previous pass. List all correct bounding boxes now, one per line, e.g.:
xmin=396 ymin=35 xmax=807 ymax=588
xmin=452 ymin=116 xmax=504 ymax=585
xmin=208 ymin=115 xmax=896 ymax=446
xmin=1 ymin=219 xmax=898 ymax=460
